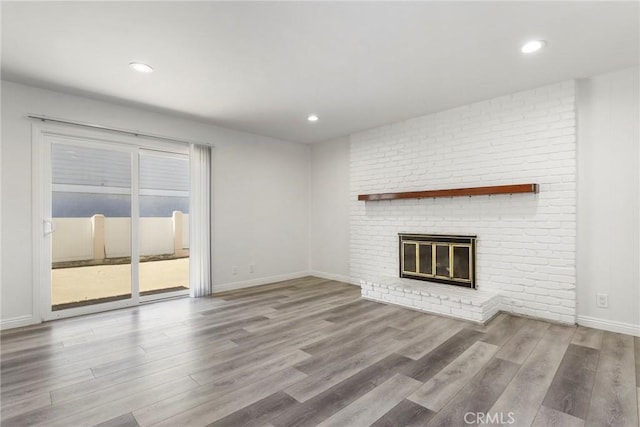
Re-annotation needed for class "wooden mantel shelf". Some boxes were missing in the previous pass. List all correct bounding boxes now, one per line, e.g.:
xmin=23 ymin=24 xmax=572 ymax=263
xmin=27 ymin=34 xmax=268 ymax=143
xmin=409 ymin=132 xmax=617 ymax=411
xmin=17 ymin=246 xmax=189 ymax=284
xmin=358 ymin=183 xmax=538 ymax=201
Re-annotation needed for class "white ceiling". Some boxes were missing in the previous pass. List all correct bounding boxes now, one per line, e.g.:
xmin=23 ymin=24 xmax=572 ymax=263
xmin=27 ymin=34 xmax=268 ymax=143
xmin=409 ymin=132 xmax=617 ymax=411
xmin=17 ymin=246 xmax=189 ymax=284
xmin=2 ymin=1 xmax=638 ymax=143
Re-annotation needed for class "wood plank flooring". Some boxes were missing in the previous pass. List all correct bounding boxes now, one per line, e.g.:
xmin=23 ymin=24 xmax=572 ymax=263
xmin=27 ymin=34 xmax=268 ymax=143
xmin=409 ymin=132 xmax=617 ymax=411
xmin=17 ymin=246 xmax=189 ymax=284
xmin=1 ymin=276 xmax=639 ymax=426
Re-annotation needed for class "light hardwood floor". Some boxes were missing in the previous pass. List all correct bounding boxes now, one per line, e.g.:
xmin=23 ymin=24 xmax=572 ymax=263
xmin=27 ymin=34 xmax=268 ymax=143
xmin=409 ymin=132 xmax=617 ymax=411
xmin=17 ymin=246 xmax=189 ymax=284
xmin=1 ymin=276 xmax=638 ymax=426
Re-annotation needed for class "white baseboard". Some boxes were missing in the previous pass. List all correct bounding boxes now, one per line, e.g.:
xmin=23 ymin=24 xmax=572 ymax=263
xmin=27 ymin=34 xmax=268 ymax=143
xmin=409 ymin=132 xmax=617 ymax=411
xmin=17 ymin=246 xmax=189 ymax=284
xmin=1 ymin=314 xmax=38 ymax=330
xmin=308 ymin=270 xmax=358 ymax=286
xmin=213 ymin=271 xmax=311 ymax=293
xmin=577 ymin=315 xmax=640 ymax=337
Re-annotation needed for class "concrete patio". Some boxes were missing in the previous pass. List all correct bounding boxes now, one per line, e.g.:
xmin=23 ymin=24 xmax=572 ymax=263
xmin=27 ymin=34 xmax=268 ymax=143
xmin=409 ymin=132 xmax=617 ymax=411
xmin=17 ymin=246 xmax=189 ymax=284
xmin=52 ymin=257 xmax=189 ymax=307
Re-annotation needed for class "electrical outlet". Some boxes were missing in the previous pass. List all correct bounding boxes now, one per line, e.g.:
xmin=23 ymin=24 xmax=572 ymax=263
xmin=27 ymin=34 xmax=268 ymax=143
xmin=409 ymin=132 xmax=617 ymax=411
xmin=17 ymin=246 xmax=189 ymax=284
xmin=232 ymin=266 xmax=238 ymax=275
xmin=249 ymin=264 xmax=255 ymax=273
xmin=596 ymin=293 xmax=608 ymax=308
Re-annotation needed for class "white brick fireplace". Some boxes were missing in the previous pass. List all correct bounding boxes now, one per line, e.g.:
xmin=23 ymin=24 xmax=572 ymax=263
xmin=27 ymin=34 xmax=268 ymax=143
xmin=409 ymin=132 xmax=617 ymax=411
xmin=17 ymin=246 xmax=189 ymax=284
xmin=350 ymin=81 xmax=577 ymax=324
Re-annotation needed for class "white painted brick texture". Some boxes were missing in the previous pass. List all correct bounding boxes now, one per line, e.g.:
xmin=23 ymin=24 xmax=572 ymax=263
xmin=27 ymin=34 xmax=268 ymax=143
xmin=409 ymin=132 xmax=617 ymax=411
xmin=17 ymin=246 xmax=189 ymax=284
xmin=350 ymin=81 xmax=576 ymax=324
xmin=360 ymin=278 xmax=500 ymax=323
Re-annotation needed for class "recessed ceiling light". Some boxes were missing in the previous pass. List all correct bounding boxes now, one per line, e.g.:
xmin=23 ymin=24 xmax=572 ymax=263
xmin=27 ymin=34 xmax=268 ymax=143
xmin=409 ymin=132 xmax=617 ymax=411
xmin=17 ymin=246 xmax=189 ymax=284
xmin=307 ymin=114 xmax=319 ymax=122
xmin=521 ymin=40 xmax=546 ymax=54
xmin=129 ymin=62 xmax=154 ymax=73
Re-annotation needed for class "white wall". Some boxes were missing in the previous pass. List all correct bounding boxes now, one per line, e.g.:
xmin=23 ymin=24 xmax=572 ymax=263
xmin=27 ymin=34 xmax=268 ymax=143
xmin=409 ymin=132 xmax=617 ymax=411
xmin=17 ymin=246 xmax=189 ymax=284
xmin=350 ymin=81 xmax=577 ymax=324
xmin=104 ymin=218 xmax=132 ymax=258
xmin=1 ymin=80 xmax=310 ymax=327
xmin=139 ymin=218 xmax=174 ymax=256
xmin=309 ymin=136 xmax=350 ymax=282
xmin=52 ymin=215 xmax=189 ymax=262
xmin=182 ymin=213 xmax=189 ymax=249
xmin=576 ymin=67 xmax=640 ymax=335
xmin=52 ymin=218 xmax=94 ymax=262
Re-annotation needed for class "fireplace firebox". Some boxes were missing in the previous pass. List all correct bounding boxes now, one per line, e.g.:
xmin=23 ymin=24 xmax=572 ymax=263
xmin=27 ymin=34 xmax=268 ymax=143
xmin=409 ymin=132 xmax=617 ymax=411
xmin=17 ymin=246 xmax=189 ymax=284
xmin=399 ymin=234 xmax=476 ymax=288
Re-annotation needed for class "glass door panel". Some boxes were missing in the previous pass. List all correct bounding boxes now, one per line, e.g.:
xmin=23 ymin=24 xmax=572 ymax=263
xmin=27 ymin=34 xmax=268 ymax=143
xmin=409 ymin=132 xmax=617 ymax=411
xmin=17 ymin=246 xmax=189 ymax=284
xmin=418 ymin=244 xmax=433 ymax=275
xmin=139 ymin=150 xmax=190 ymax=297
xmin=402 ymin=242 xmax=417 ymax=273
xmin=51 ymin=143 xmax=133 ymax=310
xmin=435 ymin=245 xmax=450 ymax=277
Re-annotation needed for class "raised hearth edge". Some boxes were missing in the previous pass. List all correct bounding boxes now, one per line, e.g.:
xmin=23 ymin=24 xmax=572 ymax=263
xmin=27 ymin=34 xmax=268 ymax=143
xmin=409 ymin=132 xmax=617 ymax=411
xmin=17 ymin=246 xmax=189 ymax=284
xmin=360 ymin=276 xmax=501 ymax=324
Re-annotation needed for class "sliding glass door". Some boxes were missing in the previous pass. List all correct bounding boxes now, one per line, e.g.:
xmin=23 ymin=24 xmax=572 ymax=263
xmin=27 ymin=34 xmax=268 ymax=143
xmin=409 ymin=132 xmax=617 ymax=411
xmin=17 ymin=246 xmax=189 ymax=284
xmin=41 ymin=132 xmax=189 ymax=319
xmin=50 ymin=140 xmax=135 ymax=312
xmin=139 ymin=150 xmax=190 ymax=299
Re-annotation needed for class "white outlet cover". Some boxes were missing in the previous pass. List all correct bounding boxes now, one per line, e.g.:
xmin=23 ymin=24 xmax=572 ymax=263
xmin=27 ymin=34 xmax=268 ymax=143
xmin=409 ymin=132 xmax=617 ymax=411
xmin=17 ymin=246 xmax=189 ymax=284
xmin=596 ymin=293 xmax=609 ymax=308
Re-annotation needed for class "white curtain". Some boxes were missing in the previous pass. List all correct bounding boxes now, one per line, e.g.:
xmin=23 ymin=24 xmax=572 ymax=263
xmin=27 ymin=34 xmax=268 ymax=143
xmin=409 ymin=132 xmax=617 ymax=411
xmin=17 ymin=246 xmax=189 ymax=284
xmin=189 ymin=144 xmax=212 ymax=297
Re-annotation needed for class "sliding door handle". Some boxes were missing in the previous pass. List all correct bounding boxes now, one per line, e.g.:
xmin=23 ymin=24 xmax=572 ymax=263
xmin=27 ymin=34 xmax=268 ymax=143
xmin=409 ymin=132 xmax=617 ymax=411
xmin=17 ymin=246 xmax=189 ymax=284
xmin=43 ymin=219 xmax=56 ymax=236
